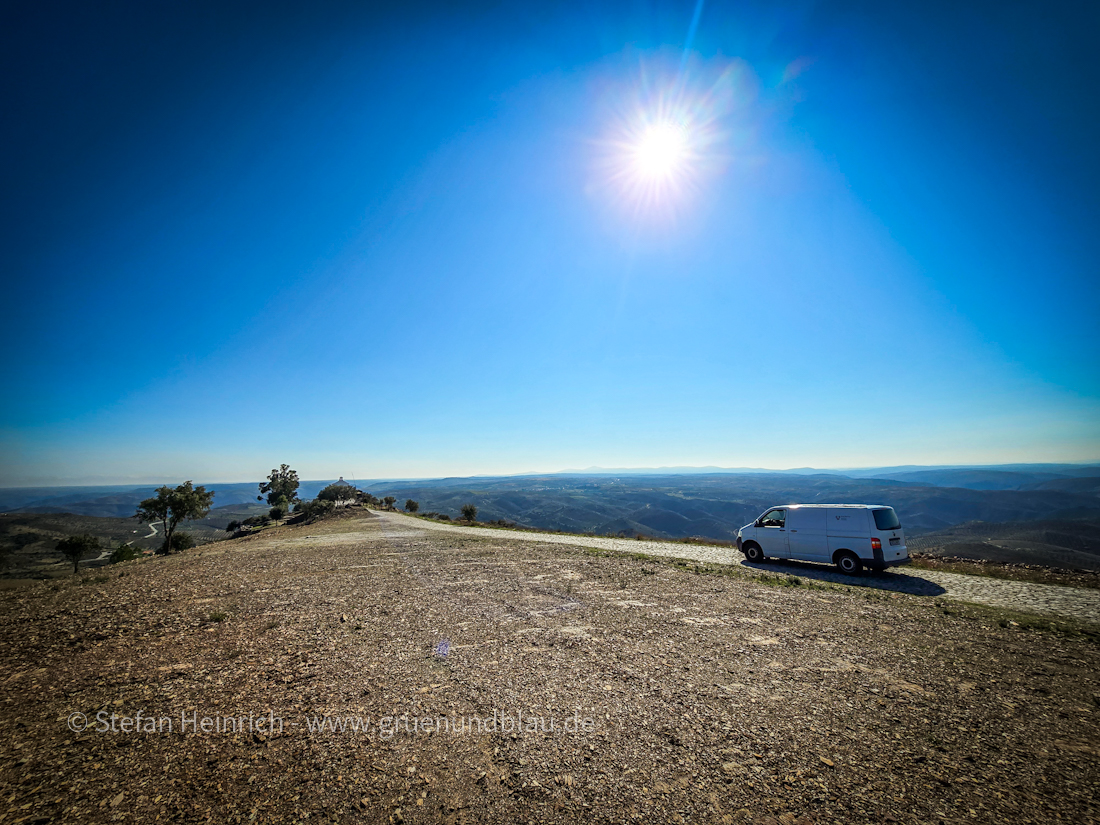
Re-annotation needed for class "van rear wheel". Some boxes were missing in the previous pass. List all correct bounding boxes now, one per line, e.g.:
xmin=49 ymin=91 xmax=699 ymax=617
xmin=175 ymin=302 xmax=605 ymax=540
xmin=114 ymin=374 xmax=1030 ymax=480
xmin=743 ymin=543 xmax=765 ymax=563
xmin=835 ymin=551 xmax=862 ymax=575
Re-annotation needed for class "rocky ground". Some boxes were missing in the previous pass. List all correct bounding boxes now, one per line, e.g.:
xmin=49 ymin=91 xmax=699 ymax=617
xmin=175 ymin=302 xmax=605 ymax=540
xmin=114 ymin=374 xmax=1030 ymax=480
xmin=1 ymin=509 xmax=1098 ymax=825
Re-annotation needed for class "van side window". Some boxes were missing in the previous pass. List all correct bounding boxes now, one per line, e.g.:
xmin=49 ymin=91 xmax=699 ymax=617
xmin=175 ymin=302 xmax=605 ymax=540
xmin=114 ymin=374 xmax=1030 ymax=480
xmin=760 ymin=509 xmax=785 ymax=528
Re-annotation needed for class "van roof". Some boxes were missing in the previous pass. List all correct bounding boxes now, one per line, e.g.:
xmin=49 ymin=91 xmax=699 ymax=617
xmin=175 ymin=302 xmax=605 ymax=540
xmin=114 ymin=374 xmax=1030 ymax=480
xmin=781 ymin=504 xmax=892 ymax=509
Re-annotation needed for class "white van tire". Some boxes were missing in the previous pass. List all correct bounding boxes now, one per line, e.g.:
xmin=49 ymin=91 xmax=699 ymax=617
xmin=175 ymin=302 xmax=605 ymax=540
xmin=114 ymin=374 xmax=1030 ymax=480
xmin=835 ymin=551 xmax=862 ymax=575
xmin=743 ymin=543 xmax=765 ymax=563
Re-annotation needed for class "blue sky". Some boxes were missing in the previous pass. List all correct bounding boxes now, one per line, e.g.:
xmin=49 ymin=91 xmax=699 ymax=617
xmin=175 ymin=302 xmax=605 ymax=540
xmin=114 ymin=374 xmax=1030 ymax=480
xmin=1 ymin=0 xmax=1097 ymax=486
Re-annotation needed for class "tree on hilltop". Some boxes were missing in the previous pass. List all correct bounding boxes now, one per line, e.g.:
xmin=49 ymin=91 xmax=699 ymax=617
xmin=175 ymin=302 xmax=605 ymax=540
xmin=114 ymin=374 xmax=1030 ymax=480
xmin=259 ymin=464 xmax=300 ymax=507
xmin=461 ymin=504 xmax=478 ymax=522
xmin=318 ymin=482 xmax=358 ymax=506
xmin=136 ymin=481 xmax=215 ymax=555
xmin=405 ymin=499 xmax=419 ymax=513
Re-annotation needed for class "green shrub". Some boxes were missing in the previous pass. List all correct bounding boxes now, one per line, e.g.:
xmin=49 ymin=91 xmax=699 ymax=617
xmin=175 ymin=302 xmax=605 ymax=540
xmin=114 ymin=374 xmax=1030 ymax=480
xmin=405 ymin=499 xmax=419 ymax=513
xmin=169 ymin=532 xmax=196 ymax=552
xmin=292 ymin=498 xmax=336 ymax=522
xmin=461 ymin=504 xmax=478 ymax=522
xmin=110 ymin=544 xmax=144 ymax=564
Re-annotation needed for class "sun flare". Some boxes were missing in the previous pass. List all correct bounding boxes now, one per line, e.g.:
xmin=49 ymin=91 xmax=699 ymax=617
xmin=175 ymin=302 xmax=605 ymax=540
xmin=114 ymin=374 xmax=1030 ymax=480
xmin=593 ymin=61 xmax=742 ymax=219
xmin=632 ymin=121 xmax=690 ymax=180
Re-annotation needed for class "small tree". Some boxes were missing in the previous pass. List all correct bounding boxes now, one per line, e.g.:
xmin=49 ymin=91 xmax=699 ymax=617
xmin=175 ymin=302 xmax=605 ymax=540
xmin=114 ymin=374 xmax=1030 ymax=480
xmin=225 ymin=521 xmax=240 ymax=533
xmin=135 ymin=481 xmax=215 ymax=555
xmin=57 ymin=534 xmax=101 ymax=573
xmin=405 ymin=499 xmax=419 ymax=513
xmin=259 ymin=464 xmax=300 ymax=507
xmin=461 ymin=504 xmax=478 ymax=522
xmin=383 ymin=496 xmax=397 ymax=510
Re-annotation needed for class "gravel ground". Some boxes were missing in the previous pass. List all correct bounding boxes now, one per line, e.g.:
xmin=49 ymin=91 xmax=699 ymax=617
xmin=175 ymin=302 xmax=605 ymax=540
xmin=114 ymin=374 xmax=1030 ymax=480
xmin=1 ymin=509 xmax=1098 ymax=825
xmin=392 ymin=513 xmax=1100 ymax=622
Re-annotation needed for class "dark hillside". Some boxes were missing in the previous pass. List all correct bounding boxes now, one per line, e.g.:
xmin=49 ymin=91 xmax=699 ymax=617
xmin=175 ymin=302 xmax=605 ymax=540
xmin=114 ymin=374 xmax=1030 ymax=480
xmin=0 ymin=513 xmax=158 ymax=578
xmin=907 ymin=520 xmax=1100 ymax=570
xmin=0 ymin=507 xmax=261 ymax=578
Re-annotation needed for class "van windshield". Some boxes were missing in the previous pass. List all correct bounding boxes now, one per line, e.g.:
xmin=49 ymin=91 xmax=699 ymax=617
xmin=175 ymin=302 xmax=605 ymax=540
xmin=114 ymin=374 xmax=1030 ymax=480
xmin=873 ymin=508 xmax=901 ymax=531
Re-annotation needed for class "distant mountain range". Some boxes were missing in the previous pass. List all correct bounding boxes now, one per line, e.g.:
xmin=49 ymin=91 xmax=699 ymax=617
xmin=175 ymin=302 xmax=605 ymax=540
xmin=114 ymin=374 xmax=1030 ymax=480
xmin=557 ymin=463 xmax=1100 ymax=485
xmin=3 ymin=465 xmax=1098 ymax=522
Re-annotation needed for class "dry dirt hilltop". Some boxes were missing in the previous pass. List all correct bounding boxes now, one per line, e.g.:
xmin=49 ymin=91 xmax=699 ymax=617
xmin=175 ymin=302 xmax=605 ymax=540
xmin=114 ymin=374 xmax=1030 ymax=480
xmin=1 ymin=508 xmax=1098 ymax=825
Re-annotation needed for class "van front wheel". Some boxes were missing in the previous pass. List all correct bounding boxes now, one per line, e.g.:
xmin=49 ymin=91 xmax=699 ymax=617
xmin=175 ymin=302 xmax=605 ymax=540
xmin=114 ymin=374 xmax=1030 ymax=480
xmin=835 ymin=551 xmax=862 ymax=575
xmin=743 ymin=543 xmax=765 ymax=563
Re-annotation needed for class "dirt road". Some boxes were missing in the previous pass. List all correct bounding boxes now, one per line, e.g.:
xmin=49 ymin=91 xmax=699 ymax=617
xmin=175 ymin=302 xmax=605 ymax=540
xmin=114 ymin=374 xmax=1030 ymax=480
xmin=379 ymin=512 xmax=1100 ymax=622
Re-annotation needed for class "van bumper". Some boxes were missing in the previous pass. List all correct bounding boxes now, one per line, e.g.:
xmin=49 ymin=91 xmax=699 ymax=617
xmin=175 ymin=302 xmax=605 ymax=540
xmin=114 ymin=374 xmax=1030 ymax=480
xmin=867 ymin=548 xmax=910 ymax=572
xmin=736 ymin=537 xmax=742 ymax=551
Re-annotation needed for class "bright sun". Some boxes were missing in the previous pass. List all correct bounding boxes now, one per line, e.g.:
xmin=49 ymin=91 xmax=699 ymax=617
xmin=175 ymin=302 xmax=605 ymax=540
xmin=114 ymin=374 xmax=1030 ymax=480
xmin=595 ymin=63 xmax=738 ymax=219
xmin=632 ymin=121 xmax=689 ymax=180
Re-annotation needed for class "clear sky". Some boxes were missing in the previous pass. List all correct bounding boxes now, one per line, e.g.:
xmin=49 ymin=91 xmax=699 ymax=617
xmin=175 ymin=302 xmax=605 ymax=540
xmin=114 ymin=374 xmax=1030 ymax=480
xmin=2 ymin=0 xmax=1098 ymax=486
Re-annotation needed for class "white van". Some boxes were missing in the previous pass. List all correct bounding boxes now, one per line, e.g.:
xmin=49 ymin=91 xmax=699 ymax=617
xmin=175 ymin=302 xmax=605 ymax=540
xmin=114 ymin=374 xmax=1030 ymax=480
xmin=736 ymin=504 xmax=908 ymax=574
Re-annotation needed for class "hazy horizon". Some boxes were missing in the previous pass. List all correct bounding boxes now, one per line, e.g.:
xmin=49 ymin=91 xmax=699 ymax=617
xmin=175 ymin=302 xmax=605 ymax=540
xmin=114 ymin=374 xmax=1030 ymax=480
xmin=2 ymin=1 xmax=1097 ymax=487
xmin=4 ymin=459 xmax=1100 ymax=490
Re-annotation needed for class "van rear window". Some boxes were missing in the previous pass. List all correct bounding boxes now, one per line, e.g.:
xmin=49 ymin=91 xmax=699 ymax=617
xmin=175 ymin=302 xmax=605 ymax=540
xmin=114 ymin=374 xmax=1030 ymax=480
xmin=873 ymin=508 xmax=901 ymax=531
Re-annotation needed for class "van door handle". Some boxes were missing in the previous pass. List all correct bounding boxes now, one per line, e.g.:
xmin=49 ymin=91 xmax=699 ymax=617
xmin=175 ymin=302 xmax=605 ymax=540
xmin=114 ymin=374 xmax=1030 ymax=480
xmin=790 ymin=529 xmax=797 ymax=532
